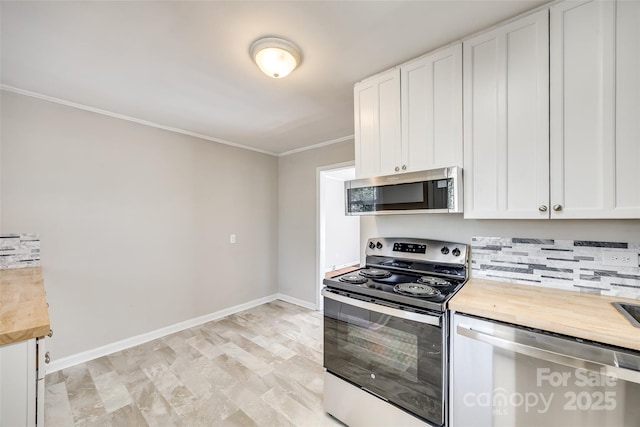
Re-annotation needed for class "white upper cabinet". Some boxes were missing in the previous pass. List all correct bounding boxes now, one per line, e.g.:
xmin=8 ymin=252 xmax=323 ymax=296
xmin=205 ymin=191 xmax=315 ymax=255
xmin=354 ymin=68 xmax=401 ymax=179
xmin=550 ymin=0 xmax=640 ymax=218
xmin=354 ymin=44 xmax=462 ymax=179
xmin=401 ymin=44 xmax=463 ymax=172
xmin=463 ymin=10 xmax=550 ymax=219
xmin=615 ymin=0 xmax=640 ymax=216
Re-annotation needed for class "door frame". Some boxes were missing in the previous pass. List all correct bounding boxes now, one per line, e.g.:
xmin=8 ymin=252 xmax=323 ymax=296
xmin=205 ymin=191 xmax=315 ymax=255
xmin=316 ymin=161 xmax=356 ymax=310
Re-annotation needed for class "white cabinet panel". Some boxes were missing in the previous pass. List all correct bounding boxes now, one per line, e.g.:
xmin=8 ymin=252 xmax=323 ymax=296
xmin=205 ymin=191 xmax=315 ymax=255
xmin=614 ymin=0 xmax=640 ymax=215
xmin=354 ymin=68 xmax=401 ymax=179
xmin=378 ymin=73 xmax=402 ymax=176
xmin=401 ymin=44 xmax=462 ymax=171
xmin=550 ymin=0 xmax=640 ymax=218
xmin=464 ymin=10 xmax=549 ymax=219
xmin=550 ymin=0 xmax=616 ymax=218
xmin=0 ymin=339 xmax=37 ymax=427
xmin=354 ymin=83 xmax=377 ymax=179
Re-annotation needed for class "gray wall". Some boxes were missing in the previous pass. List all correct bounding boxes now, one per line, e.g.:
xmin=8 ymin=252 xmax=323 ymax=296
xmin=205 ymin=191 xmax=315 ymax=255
xmin=1 ymin=91 xmax=279 ymax=359
xmin=361 ymin=216 xmax=640 ymax=272
xmin=278 ymin=141 xmax=355 ymax=304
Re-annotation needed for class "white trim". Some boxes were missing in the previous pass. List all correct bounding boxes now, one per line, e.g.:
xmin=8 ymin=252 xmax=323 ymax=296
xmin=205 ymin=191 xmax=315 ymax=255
xmin=0 ymin=85 xmax=278 ymax=156
xmin=275 ymin=293 xmax=318 ymax=311
xmin=316 ymin=161 xmax=357 ymax=311
xmin=278 ymin=135 xmax=354 ymax=157
xmin=46 ymin=294 xmax=316 ymax=373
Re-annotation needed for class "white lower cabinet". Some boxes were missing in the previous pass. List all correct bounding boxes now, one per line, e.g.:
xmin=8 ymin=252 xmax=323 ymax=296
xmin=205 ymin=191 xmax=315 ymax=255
xmin=0 ymin=338 xmax=44 ymax=426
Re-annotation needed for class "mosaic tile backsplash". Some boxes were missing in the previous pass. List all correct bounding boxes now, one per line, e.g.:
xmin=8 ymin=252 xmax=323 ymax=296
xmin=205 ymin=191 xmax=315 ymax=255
xmin=471 ymin=237 xmax=640 ymax=299
xmin=0 ymin=234 xmax=41 ymax=269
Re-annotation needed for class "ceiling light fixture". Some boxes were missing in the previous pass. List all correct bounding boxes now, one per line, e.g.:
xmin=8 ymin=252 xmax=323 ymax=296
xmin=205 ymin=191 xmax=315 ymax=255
xmin=250 ymin=37 xmax=302 ymax=79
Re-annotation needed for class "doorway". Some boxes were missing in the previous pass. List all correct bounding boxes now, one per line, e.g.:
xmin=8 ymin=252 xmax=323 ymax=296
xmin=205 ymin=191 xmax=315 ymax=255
xmin=316 ymin=162 xmax=360 ymax=310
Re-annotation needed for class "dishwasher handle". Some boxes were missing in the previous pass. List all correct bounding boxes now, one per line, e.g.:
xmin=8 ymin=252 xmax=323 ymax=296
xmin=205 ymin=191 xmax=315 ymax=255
xmin=457 ymin=324 xmax=640 ymax=385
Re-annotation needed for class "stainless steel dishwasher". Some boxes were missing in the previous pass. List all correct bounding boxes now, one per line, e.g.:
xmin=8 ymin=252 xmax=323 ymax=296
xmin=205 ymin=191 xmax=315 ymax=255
xmin=450 ymin=313 xmax=640 ymax=427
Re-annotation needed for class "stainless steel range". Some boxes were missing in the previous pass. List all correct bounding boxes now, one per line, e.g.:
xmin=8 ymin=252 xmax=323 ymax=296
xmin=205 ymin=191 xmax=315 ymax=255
xmin=322 ymin=237 xmax=469 ymax=427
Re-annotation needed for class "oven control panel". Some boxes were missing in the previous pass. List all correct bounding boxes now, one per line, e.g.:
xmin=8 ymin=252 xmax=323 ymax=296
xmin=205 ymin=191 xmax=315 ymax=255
xmin=365 ymin=237 xmax=468 ymax=265
xmin=392 ymin=242 xmax=426 ymax=254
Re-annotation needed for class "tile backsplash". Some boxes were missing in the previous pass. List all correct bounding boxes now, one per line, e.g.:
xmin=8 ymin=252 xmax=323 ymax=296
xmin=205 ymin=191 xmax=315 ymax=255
xmin=0 ymin=234 xmax=41 ymax=269
xmin=471 ymin=237 xmax=640 ymax=299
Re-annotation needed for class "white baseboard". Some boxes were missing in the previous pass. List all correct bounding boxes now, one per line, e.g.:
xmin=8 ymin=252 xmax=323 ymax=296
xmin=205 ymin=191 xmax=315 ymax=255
xmin=276 ymin=293 xmax=318 ymax=311
xmin=46 ymin=293 xmax=317 ymax=374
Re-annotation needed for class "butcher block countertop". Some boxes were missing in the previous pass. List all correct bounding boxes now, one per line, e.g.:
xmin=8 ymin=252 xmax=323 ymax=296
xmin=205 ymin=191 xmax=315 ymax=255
xmin=449 ymin=278 xmax=640 ymax=352
xmin=0 ymin=267 xmax=50 ymax=345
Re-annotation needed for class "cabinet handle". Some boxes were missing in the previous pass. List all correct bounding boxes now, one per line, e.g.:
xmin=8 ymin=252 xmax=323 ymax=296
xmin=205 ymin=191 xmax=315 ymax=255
xmin=401 ymin=165 xmax=407 ymax=171
xmin=47 ymin=329 xmax=53 ymax=338
xmin=538 ymin=205 xmax=548 ymax=212
xmin=394 ymin=166 xmax=400 ymax=172
xmin=44 ymin=352 xmax=50 ymax=364
xmin=553 ymin=204 xmax=563 ymax=212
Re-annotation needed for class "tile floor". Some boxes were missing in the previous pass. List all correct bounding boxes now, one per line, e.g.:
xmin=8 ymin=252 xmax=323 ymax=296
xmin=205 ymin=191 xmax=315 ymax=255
xmin=44 ymin=300 xmax=343 ymax=426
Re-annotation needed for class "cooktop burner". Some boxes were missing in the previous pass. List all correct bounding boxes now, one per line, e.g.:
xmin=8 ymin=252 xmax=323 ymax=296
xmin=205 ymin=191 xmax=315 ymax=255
xmin=394 ymin=283 xmax=441 ymax=297
xmin=359 ymin=268 xmax=392 ymax=278
xmin=339 ymin=274 xmax=367 ymax=284
xmin=417 ymin=276 xmax=451 ymax=287
xmin=323 ymin=237 xmax=469 ymax=312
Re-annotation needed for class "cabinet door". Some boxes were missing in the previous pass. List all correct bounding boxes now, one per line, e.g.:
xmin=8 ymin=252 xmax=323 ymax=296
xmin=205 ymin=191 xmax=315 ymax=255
xmin=463 ymin=10 xmax=549 ymax=219
xmin=613 ymin=0 xmax=640 ymax=217
xmin=401 ymin=43 xmax=463 ymax=172
xmin=0 ymin=340 xmax=37 ymax=427
xmin=550 ymin=0 xmax=640 ymax=219
xmin=550 ymin=0 xmax=615 ymax=218
xmin=353 ymin=68 xmax=401 ymax=179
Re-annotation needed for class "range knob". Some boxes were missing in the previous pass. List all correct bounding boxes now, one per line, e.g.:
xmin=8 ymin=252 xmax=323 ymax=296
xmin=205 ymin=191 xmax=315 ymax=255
xmin=369 ymin=241 xmax=376 ymax=249
xmin=441 ymin=246 xmax=450 ymax=255
xmin=376 ymin=242 xmax=383 ymax=249
xmin=452 ymin=248 xmax=461 ymax=257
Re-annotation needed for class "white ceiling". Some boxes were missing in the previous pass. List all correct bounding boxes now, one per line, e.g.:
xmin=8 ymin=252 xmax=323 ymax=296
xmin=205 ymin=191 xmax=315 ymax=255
xmin=1 ymin=0 xmax=548 ymax=155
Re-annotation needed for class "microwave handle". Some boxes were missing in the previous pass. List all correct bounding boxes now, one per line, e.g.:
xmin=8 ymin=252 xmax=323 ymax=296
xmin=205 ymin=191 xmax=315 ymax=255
xmin=322 ymin=289 xmax=440 ymax=327
xmin=457 ymin=324 xmax=640 ymax=384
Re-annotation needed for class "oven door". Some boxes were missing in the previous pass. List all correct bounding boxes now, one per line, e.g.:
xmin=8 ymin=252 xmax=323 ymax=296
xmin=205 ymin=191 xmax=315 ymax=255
xmin=323 ymin=289 xmax=444 ymax=426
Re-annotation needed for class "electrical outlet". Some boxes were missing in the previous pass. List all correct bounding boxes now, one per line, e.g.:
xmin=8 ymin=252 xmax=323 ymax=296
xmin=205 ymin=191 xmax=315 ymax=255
xmin=230 ymin=234 xmax=236 ymax=244
xmin=602 ymin=250 xmax=638 ymax=267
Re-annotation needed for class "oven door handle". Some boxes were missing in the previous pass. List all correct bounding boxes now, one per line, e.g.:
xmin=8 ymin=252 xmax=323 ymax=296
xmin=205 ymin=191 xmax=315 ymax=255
xmin=457 ymin=325 xmax=640 ymax=384
xmin=322 ymin=289 xmax=441 ymax=326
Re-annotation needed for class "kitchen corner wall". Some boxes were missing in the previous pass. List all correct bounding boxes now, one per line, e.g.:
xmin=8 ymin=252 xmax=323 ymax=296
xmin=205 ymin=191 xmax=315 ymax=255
xmin=278 ymin=140 xmax=355 ymax=306
xmin=0 ymin=91 xmax=279 ymax=360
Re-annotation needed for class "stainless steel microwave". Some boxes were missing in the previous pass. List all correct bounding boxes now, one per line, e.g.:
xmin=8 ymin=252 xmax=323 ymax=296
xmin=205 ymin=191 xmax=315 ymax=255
xmin=345 ymin=166 xmax=462 ymax=215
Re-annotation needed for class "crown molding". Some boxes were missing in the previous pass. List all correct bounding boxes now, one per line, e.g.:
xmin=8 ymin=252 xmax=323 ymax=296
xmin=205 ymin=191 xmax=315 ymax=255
xmin=1 ymin=84 xmax=354 ymax=158
xmin=1 ymin=85 xmax=280 ymax=156
xmin=277 ymin=134 xmax=354 ymax=157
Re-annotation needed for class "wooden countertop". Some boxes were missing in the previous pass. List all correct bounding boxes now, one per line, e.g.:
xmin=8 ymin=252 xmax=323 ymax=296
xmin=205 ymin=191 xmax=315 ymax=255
xmin=0 ymin=267 xmax=50 ymax=345
xmin=449 ymin=278 xmax=640 ymax=352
